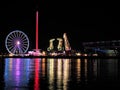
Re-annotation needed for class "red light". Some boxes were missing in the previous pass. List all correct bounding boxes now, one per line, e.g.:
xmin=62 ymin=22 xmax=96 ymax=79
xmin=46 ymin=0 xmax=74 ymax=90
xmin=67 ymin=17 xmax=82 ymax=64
xmin=36 ymin=11 xmax=38 ymax=50
xmin=34 ymin=59 xmax=40 ymax=90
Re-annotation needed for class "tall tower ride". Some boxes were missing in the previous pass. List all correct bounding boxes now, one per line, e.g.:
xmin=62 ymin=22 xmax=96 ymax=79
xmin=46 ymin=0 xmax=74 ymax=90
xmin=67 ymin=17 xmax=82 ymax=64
xmin=33 ymin=10 xmax=41 ymax=56
xmin=36 ymin=11 xmax=39 ymax=50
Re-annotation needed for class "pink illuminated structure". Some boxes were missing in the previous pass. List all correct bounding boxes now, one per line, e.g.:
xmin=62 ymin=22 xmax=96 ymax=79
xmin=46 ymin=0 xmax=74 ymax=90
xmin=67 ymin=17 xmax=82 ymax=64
xmin=30 ymin=10 xmax=41 ymax=56
xmin=27 ymin=11 xmax=41 ymax=56
xmin=28 ymin=10 xmax=43 ymax=56
xmin=36 ymin=11 xmax=39 ymax=50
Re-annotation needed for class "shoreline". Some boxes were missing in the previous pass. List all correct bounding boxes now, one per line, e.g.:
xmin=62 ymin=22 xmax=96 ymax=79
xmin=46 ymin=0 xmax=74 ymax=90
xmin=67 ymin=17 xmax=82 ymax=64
xmin=1 ymin=55 xmax=120 ymax=59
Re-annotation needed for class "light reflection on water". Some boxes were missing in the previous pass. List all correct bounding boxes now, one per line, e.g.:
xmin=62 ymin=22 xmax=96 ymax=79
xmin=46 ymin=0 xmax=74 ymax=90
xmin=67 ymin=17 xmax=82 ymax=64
xmin=4 ymin=58 xmax=30 ymax=90
xmin=0 ymin=58 xmax=120 ymax=89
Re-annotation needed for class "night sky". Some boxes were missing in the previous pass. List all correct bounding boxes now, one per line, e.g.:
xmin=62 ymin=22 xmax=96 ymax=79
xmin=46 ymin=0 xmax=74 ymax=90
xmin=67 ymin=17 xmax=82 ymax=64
xmin=0 ymin=1 xmax=120 ymax=52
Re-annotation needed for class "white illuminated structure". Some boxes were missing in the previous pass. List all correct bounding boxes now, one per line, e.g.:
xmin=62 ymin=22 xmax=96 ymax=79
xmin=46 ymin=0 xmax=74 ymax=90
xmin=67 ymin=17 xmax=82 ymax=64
xmin=5 ymin=30 xmax=29 ymax=55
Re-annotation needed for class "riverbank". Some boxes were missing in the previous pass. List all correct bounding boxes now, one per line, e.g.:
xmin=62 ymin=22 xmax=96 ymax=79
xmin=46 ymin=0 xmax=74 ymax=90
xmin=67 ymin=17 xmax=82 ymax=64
xmin=1 ymin=55 xmax=120 ymax=59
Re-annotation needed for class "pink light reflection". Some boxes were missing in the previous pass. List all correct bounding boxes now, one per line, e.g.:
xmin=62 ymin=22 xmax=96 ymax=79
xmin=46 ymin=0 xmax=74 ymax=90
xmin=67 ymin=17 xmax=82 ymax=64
xmin=34 ymin=58 xmax=40 ymax=90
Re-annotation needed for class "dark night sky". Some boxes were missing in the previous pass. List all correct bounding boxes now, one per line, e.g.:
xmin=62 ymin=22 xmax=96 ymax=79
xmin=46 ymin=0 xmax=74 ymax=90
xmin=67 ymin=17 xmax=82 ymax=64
xmin=0 ymin=1 xmax=120 ymax=52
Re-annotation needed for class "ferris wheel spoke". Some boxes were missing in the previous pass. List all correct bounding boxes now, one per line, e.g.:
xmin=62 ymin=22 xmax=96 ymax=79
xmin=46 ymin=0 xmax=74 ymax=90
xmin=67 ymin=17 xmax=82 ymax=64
xmin=22 ymin=43 xmax=28 ymax=46
xmin=23 ymin=43 xmax=28 ymax=46
xmin=23 ymin=42 xmax=28 ymax=44
xmin=20 ymin=33 xmax=24 ymax=38
xmin=7 ymin=39 xmax=13 ymax=42
xmin=22 ymin=38 xmax=27 ymax=42
xmin=12 ymin=47 xmax=17 ymax=54
xmin=17 ymin=31 xmax=20 ymax=37
xmin=18 ymin=47 xmax=23 ymax=53
xmin=22 ymin=34 xmax=26 ymax=38
xmin=23 ymin=45 xmax=27 ymax=49
xmin=12 ymin=45 xmax=17 ymax=51
xmin=11 ymin=33 xmax=15 ymax=39
xmin=16 ymin=32 xmax=19 ymax=37
xmin=23 ymin=44 xmax=28 ymax=46
xmin=11 ymin=33 xmax=16 ymax=38
xmin=9 ymin=46 xmax=15 ymax=53
xmin=21 ymin=48 xmax=24 ymax=53
xmin=18 ymin=32 xmax=21 ymax=37
xmin=22 ymin=46 xmax=27 ymax=53
xmin=8 ymin=35 xmax=14 ymax=40
xmin=13 ymin=32 xmax=16 ymax=38
xmin=15 ymin=31 xmax=18 ymax=37
xmin=7 ymin=44 xmax=13 ymax=47
xmin=19 ymin=33 xmax=23 ymax=38
xmin=8 ymin=45 xmax=14 ymax=50
xmin=23 ymin=37 xmax=27 ymax=40
xmin=22 ymin=46 xmax=27 ymax=50
xmin=7 ymin=40 xmax=14 ymax=43
xmin=21 ymin=36 xmax=27 ymax=41
xmin=20 ymin=49 xmax=23 ymax=54
xmin=16 ymin=31 xmax=19 ymax=37
xmin=8 ymin=37 xmax=13 ymax=41
xmin=7 ymin=41 xmax=13 ymax=44
xmin=7 ymin=43 xmax=13 ymax=46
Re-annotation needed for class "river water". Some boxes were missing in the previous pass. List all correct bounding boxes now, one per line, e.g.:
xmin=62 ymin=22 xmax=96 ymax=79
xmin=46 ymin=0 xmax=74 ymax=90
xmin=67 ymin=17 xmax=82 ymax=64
xmin=0 ymin=58 xmax=120 ymax=90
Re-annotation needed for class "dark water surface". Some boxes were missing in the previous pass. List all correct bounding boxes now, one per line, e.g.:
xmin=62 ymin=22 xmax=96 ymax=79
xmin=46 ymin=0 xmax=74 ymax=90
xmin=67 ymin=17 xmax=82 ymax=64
xmin=0 ymin=58 xmax=120 ymax=90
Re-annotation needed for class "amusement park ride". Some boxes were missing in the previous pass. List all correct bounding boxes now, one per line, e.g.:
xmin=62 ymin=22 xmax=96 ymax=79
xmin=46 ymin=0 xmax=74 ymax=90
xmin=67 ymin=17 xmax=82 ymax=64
xmin=3 ymin=11 xmax=117 ymax=57
xmin=5 ymin=30 xmax=29 ymax=55
xmin=4 ymin=11 xmax=77 ymax=57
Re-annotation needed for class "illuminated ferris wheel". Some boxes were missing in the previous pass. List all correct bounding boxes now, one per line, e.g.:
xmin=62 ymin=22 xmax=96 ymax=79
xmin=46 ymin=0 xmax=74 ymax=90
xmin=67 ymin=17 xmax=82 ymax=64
xmin=5 ymin=30 xmax=29 ymax=54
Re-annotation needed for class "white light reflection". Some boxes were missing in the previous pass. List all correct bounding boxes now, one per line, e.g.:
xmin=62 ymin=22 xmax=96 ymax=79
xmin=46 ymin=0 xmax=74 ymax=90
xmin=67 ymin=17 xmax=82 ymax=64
xmin=41 ymin=58 xmax=46 ymax=78
xmin=76 ymin=59 xmax=81 ymax=82
xmin=47 ymin=58 xmax=54 ymax=90
xmin=63 ymin=59 xmax=70 ymax=90
xmin=85 ymin=59 xmax=88 ymax=82
xmin=57 ymin=59 xmax=63 ymax=90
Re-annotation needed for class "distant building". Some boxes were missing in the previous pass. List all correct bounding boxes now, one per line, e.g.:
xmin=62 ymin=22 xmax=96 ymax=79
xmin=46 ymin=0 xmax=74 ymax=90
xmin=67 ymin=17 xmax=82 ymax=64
xmin=82 ymin=40 xmax=120 ymax=56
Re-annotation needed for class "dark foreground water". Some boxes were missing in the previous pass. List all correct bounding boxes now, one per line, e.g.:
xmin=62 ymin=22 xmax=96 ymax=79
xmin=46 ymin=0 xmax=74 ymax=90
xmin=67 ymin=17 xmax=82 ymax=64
xmin=0 ymin=58 xmax=120 ymax=90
